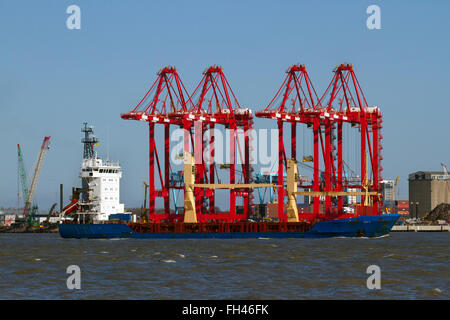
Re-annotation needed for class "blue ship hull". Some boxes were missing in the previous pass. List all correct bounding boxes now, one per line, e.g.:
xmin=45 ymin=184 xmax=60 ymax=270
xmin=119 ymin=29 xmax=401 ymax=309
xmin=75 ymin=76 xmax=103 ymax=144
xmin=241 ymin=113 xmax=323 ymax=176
xmin=58 ymin=214 xmax=400 ymax=239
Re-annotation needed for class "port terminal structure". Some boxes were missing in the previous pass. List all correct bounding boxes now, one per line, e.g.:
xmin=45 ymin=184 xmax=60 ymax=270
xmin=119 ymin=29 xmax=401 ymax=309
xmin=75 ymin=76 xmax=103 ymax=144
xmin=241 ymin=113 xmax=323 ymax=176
xmin=121 ymin=64 xmax=383 ymax=224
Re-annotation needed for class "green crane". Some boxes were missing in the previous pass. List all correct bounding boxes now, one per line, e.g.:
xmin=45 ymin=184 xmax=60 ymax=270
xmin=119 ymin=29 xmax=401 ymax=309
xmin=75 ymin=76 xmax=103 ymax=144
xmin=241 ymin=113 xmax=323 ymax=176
xmin=17 ymin=144 xmax=29 ymax=208
xmin=17 ymin=143 xmax=38 ymax=225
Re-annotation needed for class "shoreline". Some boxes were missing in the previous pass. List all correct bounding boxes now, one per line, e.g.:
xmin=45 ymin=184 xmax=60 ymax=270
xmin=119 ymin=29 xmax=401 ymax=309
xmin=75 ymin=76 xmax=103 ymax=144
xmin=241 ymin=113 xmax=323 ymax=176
xmin=391 ymin=224 xmax=450 ymax=232
xmin=0 ymin=226 xmax=59 ymax=233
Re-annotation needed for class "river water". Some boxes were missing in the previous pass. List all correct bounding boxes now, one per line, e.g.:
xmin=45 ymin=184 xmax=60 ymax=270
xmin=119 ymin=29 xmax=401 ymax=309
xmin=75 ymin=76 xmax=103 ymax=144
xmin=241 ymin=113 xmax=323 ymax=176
xmin=0 ymin=232 xmax=448 ymax=299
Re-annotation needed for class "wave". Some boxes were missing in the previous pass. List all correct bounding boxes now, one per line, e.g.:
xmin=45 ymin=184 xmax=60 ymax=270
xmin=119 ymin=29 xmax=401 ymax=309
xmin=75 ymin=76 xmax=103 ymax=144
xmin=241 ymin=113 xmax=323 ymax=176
xmin=331 ymin=234 xmax=391 ymax=240
xmin=160 ymin=259 xmax=176 ymax=263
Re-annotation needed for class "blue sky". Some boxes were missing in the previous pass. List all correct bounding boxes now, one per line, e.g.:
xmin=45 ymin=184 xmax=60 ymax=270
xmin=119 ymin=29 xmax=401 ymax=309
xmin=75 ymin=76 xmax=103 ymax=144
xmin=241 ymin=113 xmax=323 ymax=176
xmin=0 ymin=0 xmax=449 ymax=210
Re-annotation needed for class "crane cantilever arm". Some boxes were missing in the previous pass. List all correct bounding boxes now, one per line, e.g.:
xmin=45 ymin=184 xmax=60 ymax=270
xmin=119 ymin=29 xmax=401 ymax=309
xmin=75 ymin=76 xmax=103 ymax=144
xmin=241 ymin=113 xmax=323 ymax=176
xmin=24 ymin=136 xmax=51 ymax=216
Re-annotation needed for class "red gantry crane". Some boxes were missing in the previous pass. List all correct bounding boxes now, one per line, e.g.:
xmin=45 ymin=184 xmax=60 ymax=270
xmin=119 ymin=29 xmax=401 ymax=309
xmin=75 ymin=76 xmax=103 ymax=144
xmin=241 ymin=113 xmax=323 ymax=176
xmin=122 ymin=65 xmax=276 ymax=224
xmin=255 ymin=64 xmax=322 ymax=221
xmin=185 ymin=65 xmax=255 ymax=222
xmin=319 ymin=63 xmax=383 ymax=216
xmin=121 ymin=66 xmax=193 ymax=222
xmin=255 ymin=63 xmax=383 ymax=221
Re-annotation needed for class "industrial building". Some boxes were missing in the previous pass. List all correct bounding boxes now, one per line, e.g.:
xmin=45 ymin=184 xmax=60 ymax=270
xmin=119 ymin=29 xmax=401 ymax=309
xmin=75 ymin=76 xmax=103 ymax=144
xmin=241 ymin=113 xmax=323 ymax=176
xmin=381 ymin=179 xmax=395 ymax=202
xmin=408 ymin=171 xmax=450 ymax=219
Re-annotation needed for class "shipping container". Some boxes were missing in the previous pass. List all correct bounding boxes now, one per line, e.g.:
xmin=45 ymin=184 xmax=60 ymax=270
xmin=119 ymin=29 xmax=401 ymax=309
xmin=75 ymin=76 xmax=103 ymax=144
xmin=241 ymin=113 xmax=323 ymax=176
xmin=109 ymin=214 xmax=132 ymax=222
xmin=267 ymin=203 xmax=284 ymax=219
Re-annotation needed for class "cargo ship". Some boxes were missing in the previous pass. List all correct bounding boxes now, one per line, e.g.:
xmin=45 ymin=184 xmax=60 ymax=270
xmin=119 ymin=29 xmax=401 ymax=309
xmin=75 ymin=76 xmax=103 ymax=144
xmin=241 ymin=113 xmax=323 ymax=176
xmin=59 ymin=214 xmax=399 ymax=239
xmin=58 ymin=123 xmax=400 ymax=239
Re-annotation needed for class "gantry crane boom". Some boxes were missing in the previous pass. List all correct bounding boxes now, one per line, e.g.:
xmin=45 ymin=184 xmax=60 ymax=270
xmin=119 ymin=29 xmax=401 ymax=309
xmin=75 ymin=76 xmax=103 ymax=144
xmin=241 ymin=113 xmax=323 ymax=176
xmin=392 ymin=176 xmax=399 ymax=202
xmin=142 ymin=181 xmax=148 ymax=219
xmin=24 ymin=136 xmax=51 ymax=216
xmin=441 ymin=163 xmax=448 ymax=176
xmin=17 ymin=144 xmax=29 ymax=207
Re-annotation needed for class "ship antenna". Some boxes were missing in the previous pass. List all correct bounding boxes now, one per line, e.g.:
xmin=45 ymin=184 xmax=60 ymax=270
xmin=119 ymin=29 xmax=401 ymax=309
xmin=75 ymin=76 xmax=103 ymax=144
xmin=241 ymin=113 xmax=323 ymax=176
xmin=107 ymin=126 xmax=110 ymax=162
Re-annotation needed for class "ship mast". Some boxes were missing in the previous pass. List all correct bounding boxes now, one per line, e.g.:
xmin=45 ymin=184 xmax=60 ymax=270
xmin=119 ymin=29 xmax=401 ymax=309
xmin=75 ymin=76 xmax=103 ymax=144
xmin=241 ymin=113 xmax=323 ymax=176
xmin=81 ymin=122 xmax=98 ymax=159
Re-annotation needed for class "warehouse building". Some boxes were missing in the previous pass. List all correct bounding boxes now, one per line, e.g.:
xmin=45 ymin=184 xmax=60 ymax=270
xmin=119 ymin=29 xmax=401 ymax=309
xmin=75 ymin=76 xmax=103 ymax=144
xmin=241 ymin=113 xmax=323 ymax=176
xmin=408 ymin=171 xmax=450 ymax=219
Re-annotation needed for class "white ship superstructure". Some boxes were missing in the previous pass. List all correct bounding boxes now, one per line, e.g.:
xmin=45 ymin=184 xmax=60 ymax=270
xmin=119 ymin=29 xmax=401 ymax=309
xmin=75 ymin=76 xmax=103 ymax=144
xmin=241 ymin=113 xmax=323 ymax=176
xmin=80 ymin=157 xmax=125 ymax=221
xmin=79 ymin=123 xmax=125 ymax=222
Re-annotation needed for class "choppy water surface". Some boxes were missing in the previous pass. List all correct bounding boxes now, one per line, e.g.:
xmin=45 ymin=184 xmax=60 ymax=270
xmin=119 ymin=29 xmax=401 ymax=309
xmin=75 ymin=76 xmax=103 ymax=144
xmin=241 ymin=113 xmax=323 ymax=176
xmin=0 ymin=233 xmax=448 ymax=299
